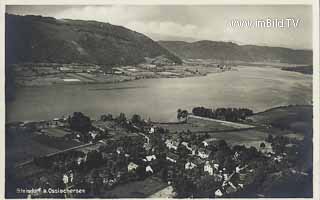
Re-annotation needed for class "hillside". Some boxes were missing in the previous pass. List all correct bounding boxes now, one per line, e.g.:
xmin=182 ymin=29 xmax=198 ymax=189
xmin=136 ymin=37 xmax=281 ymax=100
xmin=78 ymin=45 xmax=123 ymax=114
xmin=248 ymin=105 xmax=313 ymax=136
xmin=158 ymin=40 xmax=312 ymax=64
xmin=5 ymin=14 xmax=181 ymax=66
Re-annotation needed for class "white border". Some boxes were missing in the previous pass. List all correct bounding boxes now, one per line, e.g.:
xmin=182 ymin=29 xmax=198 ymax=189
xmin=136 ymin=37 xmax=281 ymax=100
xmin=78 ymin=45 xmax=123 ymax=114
xmin=0 ymin=0 xmax=319 ymax=200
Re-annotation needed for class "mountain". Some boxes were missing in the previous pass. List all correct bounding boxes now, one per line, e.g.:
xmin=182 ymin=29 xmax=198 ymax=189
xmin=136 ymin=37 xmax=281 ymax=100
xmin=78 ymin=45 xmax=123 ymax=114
xmin=5 ymin=14 xmax=182 ymax=66
xmin=158 ymin=40 xmax=312 ymax=64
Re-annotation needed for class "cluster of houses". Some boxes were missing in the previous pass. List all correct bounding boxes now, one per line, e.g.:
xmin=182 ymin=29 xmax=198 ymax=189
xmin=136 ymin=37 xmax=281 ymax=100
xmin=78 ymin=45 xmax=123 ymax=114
xmin=154 ymin=128 xmax=256 ymax=197
xmin=13 ymin=114 xmax=290 ymax=198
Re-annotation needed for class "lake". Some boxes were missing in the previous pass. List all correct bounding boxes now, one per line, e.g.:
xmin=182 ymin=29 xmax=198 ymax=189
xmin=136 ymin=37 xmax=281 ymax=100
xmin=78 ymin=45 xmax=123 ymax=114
xmin=6 ymin=66 xmax=312 ymax=123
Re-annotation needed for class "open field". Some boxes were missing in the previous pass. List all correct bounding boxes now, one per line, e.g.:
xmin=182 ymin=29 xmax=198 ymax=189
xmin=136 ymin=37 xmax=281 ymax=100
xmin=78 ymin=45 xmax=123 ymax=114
xmin=103 ymin=176 xmax=167 ymax=198
xmin=6 ymin=129 xmax=59 ymax=165
xmin=148 ymin=186 xmax=175 ymax=198
xmin=156 ymin=115 xmax=254 ymax=133
xmin=248 ymin=105 xmax=312 ymax=135
xmin=11 ymin=62 xmax=229 ymax=87
xmin=6 ymin=127 xmax=83 ymax=166
xmin=40 ymin=127 xmax=71 ymax=138
xmin=203 ymin=129 xmax=271 ymax=149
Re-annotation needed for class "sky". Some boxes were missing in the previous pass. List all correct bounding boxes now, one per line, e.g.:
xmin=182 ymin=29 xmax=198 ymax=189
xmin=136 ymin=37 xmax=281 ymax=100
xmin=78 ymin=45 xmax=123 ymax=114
xmin=6 ymin=5 xmax=313 ymax=49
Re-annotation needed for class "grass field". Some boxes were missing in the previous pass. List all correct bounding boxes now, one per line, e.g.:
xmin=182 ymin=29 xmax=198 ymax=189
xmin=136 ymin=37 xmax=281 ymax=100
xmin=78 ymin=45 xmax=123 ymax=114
xmin=41 ymin=127 xmax=71 ymax=138
xmin=6 ymin=129 xmax=59 ymax=165
xmin=248 ymin=105 xmax=312 ymax=136
xmin=6 ymin=127 xmax=83 ymax=166
xmin=156 ymin=115 xmax=253 ymax=133
xmin=103 ymin=176 xmax=167 ymax=198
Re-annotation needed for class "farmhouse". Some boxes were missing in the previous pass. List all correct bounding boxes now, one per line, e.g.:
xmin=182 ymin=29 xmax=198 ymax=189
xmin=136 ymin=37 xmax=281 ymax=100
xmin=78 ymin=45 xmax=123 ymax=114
xmin=166 ymin=152 xmax=179 ymax=163
xmin=146 ymin=155 xmax=157 ymax=162
xmin=146 ymin=165 xmax=154 ymax=174
xmin=185 ymin=161 xmax=197 ymax=170
xmin=165 ymin=139 xmax=179 ymax=150
xmin=202 ymin=137 xmax=219 ymax=147
xmin=128 ymin=162 xmax=139 ymax=172
xmin=204 ymin=161 xmax=214 ymax=175
xmin=198 ymin=148 xmax=211 ymax=159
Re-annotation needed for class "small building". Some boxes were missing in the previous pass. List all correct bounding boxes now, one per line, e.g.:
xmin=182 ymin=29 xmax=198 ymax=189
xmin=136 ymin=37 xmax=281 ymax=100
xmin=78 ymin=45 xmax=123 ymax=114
xmin=165 ymin=139 xmax=179 ymax=150
xmin=215 ymin=189 xmax=223 ymax=197
xmin=89 ymin=130 xmax=99 ymax=140
xmin=198 ymin=148 xmax=211 ymax=159
xmin=146 ymin=165 xmax=154 ymax=173
xmin=202 ymin=138 xmax=219 ymax=147
xmin=116 ymin=146 xmax=124 ymax=155
xmin=128 ymin=162 xmax=138 ymax=172
xmin=185 ymin=161 xmax=197 ymax=170
xmin=146 ymin=155 xmax=157 ymax=162
xmin=149 ymin=127 xmax=155 ymax=134
xmin=204 ymin=161 xmax=214 ymax=175
xmin=181 ymin=141 xmax=193 ymax=152
xmin=166 ymin=152 xmax=179 ymax=163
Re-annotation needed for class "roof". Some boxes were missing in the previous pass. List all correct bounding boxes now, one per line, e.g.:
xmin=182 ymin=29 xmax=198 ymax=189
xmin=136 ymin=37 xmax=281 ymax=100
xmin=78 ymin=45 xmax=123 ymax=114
xmin=199 ymin=148 xmax=212 ymax=155
xmin=128 ymin=162 xmax=138 ymax=167
xmin=167 ymin=152 xmax=179 ymax=160
xmin=146 ymin=155 xmax=157 ymax=161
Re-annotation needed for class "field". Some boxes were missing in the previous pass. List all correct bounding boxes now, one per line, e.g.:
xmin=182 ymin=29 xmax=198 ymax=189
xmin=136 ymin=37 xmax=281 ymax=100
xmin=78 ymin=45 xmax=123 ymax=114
xmin=6 ymin=129 xmax=59 ymax=165
xmin=103 ymin=176 xmax=167 ymax=198
xmin=248 ymin=105 xmax=313 ymax=136
xmin=204 ymin=129 xmax=271 ymax=149
xmin=156 ymin=115 xmax=254 ymax=133
xmin=41 ymin=127 xmax=71 ymax=138
xmin=6 ymin=127 xmax=83 ymax=166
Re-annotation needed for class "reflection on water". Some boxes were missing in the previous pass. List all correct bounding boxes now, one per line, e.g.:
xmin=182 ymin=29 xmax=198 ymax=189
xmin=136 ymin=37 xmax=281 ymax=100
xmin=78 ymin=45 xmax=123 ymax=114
xmin=6 ymin=66 xmax=312 ymax=122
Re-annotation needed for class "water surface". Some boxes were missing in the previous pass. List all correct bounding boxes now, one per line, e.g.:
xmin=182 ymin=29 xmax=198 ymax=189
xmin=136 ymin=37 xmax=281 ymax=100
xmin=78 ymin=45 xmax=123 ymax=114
xmin=6 ymin=66 xmax=312 ymax=122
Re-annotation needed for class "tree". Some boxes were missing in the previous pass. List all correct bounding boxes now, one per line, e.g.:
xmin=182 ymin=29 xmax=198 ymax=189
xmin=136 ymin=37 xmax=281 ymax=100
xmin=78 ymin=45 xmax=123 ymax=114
xmin=131 ymin=114 xmax=142 ymax=124
xmin=116 ymin=113 xmax=127 ymax=125
xmin=100 ymin=114 xmax=113 ymax=121
xmin=177 ymin=109 xmax=188 ymax=122
xmin=68 ymin=112 xmax=92 ymax=133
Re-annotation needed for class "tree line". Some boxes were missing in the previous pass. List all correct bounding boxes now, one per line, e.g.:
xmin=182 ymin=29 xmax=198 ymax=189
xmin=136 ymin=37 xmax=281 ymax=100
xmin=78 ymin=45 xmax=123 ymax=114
xmin=192 ymin=107 xmax=253 ymax=122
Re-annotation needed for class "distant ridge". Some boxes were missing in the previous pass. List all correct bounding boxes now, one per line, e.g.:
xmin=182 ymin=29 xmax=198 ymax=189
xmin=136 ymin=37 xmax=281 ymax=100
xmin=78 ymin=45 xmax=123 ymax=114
xmin=158 ymin=40 xmax=312 ymax=64
xmin=5 ymin=14 xmax=182 ymax=66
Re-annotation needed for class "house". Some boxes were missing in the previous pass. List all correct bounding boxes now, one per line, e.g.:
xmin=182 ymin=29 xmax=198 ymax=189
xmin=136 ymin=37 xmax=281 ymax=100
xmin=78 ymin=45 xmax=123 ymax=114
xmin=215 ymin=189 xmax=223 ymax=197
xmin=146 ymin=155 xmax=157 ymax=162
xmin=62 ymin=174 xmax=69 ymax=184
xmin=181 ymin=142 xmax=193 ymax=152
xmin=202 ymin=138 xmax=219 ymax=147
xmin=116 ymin=146 xmax=124 ymax=155
xmin=235 ymin=165 xmax=247 ymax=173
xmin=62 ymin=171 xmax=74 ymax=184
xmin=149 ymin=127 xmax=155 ymax=134
xmin=225 ymin=184 xmax=238 ymax=194
xmin=89 ymin=130 xmax=99 ymax=140
xmin=198 ymin=148 xmax=211 ymax=159
xmin=77 ymin=156 xmax=86 ymax=165
xmin=191 ymin=145 xmax=198 ymax=155
xmin=128 ymin=162 xmax=138 ymax=172
xmin=274 ymin=155 xmax=283 ymax=162
xmin=165 ymin=139 xmax=179 ymax=150
xmin=204 ymin=161 xmax=214 ymax=175
xmin=92 ymin=121 xmax=109 ymax=132
xmin=146 ymin=165 xmax=154 ymax=173
xmin=185 ymin=161 xmax=197 ymax=170
xmin=166 ymin=152 xmax=179 ymax=163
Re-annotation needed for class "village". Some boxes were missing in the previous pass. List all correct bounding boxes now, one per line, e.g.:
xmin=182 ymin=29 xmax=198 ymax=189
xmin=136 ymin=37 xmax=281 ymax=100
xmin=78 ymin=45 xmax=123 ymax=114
xmin=10 ymin=56 xmax=233 ymax=87
xmin=6 ymin=106 xmax=311 ymax=198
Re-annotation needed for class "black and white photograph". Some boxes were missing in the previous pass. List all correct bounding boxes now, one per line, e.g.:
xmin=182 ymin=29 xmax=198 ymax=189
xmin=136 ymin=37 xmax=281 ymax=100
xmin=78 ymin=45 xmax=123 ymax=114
xmin=3 ymin=1 xmax=319 ymax=199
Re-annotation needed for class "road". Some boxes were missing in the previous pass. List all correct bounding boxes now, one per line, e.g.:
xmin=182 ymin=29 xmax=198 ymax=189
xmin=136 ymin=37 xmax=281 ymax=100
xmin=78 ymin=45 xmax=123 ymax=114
xmin=15 ymin=142 xmax=101 ymax=168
